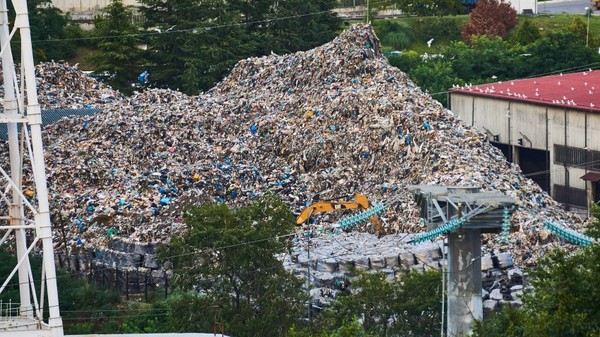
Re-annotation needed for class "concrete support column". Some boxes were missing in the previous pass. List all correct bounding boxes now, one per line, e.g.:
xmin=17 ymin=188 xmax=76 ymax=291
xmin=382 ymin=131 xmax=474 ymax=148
xmin=447 ymin=229 xmax=482 ymax=337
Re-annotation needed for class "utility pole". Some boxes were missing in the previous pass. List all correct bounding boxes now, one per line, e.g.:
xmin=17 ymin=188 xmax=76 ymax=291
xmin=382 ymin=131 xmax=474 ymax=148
xmin=0 ymin=0 xmax=63 ymax=335
xmin=306 ymin=231 xmax=312 ymax=321
xmin=586 ymin=7 xmax=591 ymax=47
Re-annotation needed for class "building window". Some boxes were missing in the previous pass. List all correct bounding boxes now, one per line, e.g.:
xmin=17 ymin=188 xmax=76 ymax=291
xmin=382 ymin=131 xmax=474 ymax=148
xmin=555 ymin=145 xmax=600 ymax=170
xmin=553 ymin=184 xmax=588 ymax=208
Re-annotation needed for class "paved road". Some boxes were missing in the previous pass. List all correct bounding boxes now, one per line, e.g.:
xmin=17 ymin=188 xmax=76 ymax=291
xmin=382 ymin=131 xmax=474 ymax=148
xmin=538 ymin=0 xmax=596 ymax=14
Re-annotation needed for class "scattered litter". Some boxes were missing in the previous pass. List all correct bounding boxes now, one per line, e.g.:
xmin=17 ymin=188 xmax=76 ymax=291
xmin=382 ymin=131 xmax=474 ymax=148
xmin=0 ymin=24 xmax=585 ymax=266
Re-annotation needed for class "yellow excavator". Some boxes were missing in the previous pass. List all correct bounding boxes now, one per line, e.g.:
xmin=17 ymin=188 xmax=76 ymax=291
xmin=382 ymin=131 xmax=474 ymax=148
xmin=296 ymin=193 xmax=384 ymax=233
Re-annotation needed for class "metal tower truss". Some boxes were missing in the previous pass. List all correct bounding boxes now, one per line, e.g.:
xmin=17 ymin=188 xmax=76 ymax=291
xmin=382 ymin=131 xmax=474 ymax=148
xmin=0 ymin=0 xmax=63 ymax=336
xmin=409 ymin=185 xmax=516 ymax=337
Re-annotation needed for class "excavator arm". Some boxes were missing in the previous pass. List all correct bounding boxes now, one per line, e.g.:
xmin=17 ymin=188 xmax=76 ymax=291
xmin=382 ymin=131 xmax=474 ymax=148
xmin=296 ymin=194 xmax=384 ymax=233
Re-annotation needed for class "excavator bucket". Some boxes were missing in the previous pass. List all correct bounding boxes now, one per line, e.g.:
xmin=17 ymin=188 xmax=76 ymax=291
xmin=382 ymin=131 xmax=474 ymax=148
xmin=296 ymin=193 xmax=384 ymax=235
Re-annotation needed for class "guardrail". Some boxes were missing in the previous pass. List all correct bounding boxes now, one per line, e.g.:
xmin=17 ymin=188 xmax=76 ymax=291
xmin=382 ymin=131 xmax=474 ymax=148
xmin=0 ymin=300 xmax=21 ymax=320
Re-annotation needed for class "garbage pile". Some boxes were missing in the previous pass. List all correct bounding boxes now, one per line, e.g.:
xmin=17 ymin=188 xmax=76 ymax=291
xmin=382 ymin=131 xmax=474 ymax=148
xmin=0 ymin=24 xmax=586 ymax=266
xmin=36 ymin=62 xmax=122 ymax=109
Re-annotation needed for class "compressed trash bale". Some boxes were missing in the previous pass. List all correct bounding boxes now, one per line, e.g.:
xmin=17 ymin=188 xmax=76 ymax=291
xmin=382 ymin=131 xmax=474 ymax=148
xmin=489 ymin=289 xmax=504 ymax=301
xmin=384 ymin=253 xmax=399 ymax=268
xmin=481 ymin=255 xmax=495 ymax=271
xmin=399 ymin=252 xmax=416 ymax=269
xmin=313 ymin=271 xmax=339 ymax=288
xmin=316 ymin=258 xmax=338 ymax=273
xmin=354 ymin=256 xmax=370 ymax=271
xmin=369 ymin=256 xmax=385 ymax=270
xmin=483 ymin=299 xmax=498 ymax=314
xmin=508 ymin=267 xmax=524 ymax=284
xmin=338 ymin=259 xmax=355 ymax=273
xmin=381 ymin=268 xmax=395 ymax=281
xmin=413 ymin=247 xmax=434 ymax=266
xmin=297 ymin=252 xmax=317 ymax=269
xmin=411 ymin=263 xmax=425 ymax=273
xmin=496 ymin=252 xmax=514 ymax=269
xmin=482 ymin=288 xmax=490 ymax=300
xmin=144 ymin=254 xmax=159 ymax=269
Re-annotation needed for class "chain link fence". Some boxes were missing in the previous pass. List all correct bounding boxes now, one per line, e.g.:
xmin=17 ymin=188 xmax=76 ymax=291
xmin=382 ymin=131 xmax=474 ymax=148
xmin=0 ymin=108 xmax=101 ymax=141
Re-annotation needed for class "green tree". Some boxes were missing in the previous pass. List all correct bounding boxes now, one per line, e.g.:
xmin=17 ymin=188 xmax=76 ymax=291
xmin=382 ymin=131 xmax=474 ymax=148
xmin=138 ymin=0 xmax=208 ymax=92
xmin=374 ymin=20 xmax=415 ymax=51
xmin=290 ymin=317 xmax=375 ymax=337
xmin=160 ymin=194 xmax=306 ymax=337
xmin=260 ymin=0 xmax=340 ymax=55
xmin=461 ymin=0 xmax=517 ymax=44
xmin=139 ymin=0 xmax=254 ymax=94
xmin=90 ymin=0 xmax=145 ymax=94
xmin=179 ymin=2 xmax=255 ymax=93
xmin=522 ymin=30 xmax=600 ymax=76
xmin=386 ymin=0 xmax=463 ymax=16
xmin=472 ymin=306 xmax=525 ymax=337
xmin=410 ymin=17 xmax=464 ymax=45
xmin=567 ymin=17 xmax=597 ymax=48
xmin=9 ymin=0 xmax=76 ymax=62
xmin=411 ymin=58 xmax=464 ymax=105
xmin=509 ymin=18 xmax=541 ymax=46
xmin=305 ymin=270 xmax=442 ymax=337
xmin=139 ymin=0 xmax=339 ymax=93
xmin=445 ymin=36 xmax=522 ymax=81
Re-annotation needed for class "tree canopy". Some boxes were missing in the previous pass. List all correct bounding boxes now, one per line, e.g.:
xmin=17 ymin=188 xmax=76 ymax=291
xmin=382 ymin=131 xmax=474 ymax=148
xmin=461 ymin=0 xmax=517 ymax=43
xmin=159 ymin=194 xmax=306 ymax=337
xmin=295 ymin=270 xmax=443 ymax=337
xmin=9 ymin=0 xmax=78 ymax=62
xmin=137 ymin=0 xmax=339 ymax=94
xmin=388 ymin=0 xmax=464 ymax=17
xmin=91 ymin=0 xmax=146 ymax=94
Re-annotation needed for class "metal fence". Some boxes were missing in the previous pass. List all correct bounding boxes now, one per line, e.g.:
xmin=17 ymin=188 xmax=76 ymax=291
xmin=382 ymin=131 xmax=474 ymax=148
xmin=0 ymin=300 xmax=20 ymax=320
xmin=0 ymin=108 xmax=101 ymax=141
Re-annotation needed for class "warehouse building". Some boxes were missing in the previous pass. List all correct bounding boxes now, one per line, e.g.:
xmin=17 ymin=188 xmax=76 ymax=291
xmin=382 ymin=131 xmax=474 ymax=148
xmin=449 ymin=70 xmax=600 ymax=215
xmin=52 ymin=0 xmax=139 ymax=13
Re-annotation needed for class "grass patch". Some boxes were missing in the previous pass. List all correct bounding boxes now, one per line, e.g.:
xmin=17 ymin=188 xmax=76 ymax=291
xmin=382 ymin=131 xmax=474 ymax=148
xmin=66 ymin=47 xmax=98 ymax=71
xmin=350 ymin=13 xmax=600 ymax=51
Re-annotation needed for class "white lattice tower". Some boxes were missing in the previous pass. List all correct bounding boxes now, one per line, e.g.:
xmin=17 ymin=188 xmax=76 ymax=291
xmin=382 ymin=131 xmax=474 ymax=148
xmin=0 ymin=0 xmax=63 ymax=336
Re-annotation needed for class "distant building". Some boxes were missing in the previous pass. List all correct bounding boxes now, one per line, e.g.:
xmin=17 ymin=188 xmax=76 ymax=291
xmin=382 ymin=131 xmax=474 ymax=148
xmin=52 ymin=0 xmax=139 ymax=14
xmin=449 ymin=70 xmax=600 ymax=215
xmin=461 ymin=0 xmax=537 ymax=13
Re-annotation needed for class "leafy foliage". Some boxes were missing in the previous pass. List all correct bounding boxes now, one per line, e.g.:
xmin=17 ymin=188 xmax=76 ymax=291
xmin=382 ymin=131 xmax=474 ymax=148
xmin=567 ymin=17 xmax=597 ymax=48
xmin=461 ymin=0 xmax=517 ymax=43
xmin=9 ymin=0 xmax=77 ymax=62
xmin=444 ymin=36 xmax=519 ymax=81
xmin=520 ymin=30 xmax=598 ymax=76
xmin=385 ymin=0 xmax=464 ymax=16
xmin=90 ymin=0 xmax=146 ymax=94
xmin=138 ymin=0 xmax=339 ymax=94
xmin=509 ymin=18 xmax=541 ymax=46
xmin=300 ymin=270 xmax=442 ymax=337
xmin=159 ymin=194 xmax=306 ymax=337
xmin=472 ymin=306 xmax=525 ymax=337
xmin=374 ymin=21 xmax=415 ymax=50
xmin=411 ymin=16 xmax=464 ymax=45
xmin=260 ymin=0 xmax=340 ymax=55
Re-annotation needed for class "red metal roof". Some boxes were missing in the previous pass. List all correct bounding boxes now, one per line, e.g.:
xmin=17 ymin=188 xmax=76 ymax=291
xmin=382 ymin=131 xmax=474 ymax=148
xmin=581 ymin=172 xmax=600 ymax=182
xmin=449 ymin=70 xmax=600 ymax=112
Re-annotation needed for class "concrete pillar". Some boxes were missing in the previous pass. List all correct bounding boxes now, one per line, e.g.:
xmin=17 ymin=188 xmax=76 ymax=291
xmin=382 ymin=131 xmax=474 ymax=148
xmin=447 ymin=230 xmax=482 ymax=337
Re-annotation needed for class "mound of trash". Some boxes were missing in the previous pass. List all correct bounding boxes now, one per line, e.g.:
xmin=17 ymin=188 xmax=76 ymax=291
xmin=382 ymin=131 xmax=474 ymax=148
xmin=0 ymin=24 xmax=585 ymax=266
